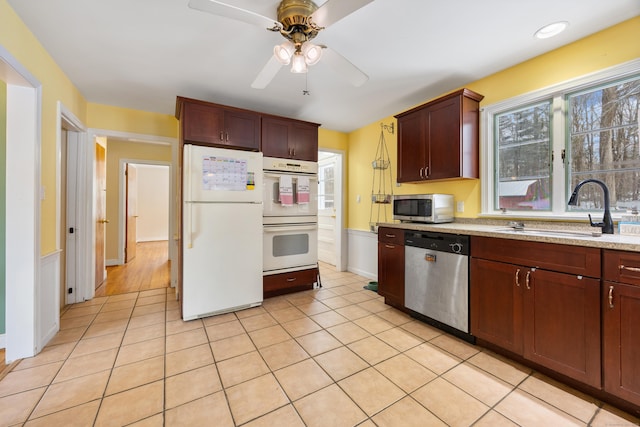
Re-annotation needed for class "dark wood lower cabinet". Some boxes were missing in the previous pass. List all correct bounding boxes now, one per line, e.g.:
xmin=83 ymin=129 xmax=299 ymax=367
xmin=603 ymin=281 xmax=640 ymax=406
xmin=471 ymin=237 xmax=602 ymax=388
xmin=603 ymin=249 xmax=640 ymax=407
xmin=470 ymin=258 xmax=523 ymax=354
xmin=523 ymin=269 xmax=601 ymax=388
xmin=263 ymin=268 xmax=317 ymax=298
xmin=377 ymin=227 xmax=405 ymax=309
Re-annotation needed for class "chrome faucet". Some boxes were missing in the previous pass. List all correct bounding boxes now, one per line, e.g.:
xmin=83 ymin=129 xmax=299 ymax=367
xmin=567 ymin=179 xmax=614 ymax=234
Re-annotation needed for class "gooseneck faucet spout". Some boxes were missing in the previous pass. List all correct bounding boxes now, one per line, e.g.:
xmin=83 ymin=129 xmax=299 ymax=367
xmin=567 ymin=179 xmax=614 ymax=234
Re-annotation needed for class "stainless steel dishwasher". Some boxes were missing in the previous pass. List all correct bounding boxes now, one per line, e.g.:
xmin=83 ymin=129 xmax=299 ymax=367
xmin=404 ymin=231 xmax=470 ymax=337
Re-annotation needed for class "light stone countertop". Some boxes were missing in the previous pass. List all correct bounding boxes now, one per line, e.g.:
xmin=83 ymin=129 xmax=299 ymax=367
xmin=377 ymin=219 xmax=640 ymax=252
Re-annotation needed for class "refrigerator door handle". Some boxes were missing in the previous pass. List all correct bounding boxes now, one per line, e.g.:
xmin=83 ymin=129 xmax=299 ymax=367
xmin=185 ymin=144 xmax=193 ymax=249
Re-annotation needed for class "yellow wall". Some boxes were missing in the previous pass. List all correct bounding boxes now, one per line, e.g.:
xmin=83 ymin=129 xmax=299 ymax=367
xmin=104 ymin=140 xmax=172 ymax=261
xmin=346 ymin=16 xmax=640 ymax=231
xmin=1 ymin=0 xmax=88 ymax=254
xmin=87 ymin=103 xmax=177 ymax=138
xmin=1 ymin=1 xmax=179 ymax=254
xmin=318 ymin=128 xmax=349 ymax=227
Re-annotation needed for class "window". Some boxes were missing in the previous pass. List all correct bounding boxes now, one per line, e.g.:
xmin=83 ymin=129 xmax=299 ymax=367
xmin=568 ymin=79 xmax=640 ymax=212
xmin=482 ymin=59 xmax=640 ymax=218
xmin=495 ymin=101 xmax=552 ymax=211
xmin=318 ymin=162 xmax=334 ymax=210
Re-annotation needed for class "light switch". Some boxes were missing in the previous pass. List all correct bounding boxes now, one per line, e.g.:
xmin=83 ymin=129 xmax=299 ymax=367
xmin=457 ymin=201 xmax=464 ymax=212
xmin=356 ymin=194 xmax=361 ymax=203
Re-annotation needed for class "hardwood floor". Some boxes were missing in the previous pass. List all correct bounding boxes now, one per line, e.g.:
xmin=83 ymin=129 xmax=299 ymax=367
xmin=95 ymin=240 xmax=170 ymax=297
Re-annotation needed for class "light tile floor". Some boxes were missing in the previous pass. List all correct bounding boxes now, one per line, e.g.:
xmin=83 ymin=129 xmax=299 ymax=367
xmin=1 ymin=265 xmax=639 ymax=426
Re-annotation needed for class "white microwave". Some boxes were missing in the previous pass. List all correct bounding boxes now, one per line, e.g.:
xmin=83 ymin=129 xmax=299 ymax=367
xmin=393 ymin=194 xmax=454 ymax=223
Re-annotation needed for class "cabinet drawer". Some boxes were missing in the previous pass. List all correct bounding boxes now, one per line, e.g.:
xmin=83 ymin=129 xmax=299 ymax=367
xmin=378 ymin=227 xmax=404 ymax=245
xmin=263 ymin=268 xmax=317 ymax=297
xmin=471 ymin=236 xmax=601 ymax=278
xmin=604 ymin=250 xmax=640 ymax=285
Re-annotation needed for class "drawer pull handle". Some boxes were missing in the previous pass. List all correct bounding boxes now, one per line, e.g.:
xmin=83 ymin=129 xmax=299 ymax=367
xmin=515 ymin=269 xmax=521 ymax=287
xmin=620 ymin=264 xmax=640 ymax=273
xmin=525 ymin=270 xmax=531 ymax=290
xmin=286 ymin=277 xmax=297 ymax=282
xmin=608 ymin=285 xmax=614 ymax=309
xmin=385 ymin=234 xmax=395 ymax=238
xmin=385 ymin=244 xmax=395 ymax=249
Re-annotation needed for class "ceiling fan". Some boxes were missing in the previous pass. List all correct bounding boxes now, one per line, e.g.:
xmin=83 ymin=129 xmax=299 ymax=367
xmin=188 ymin=0 xmax=373 ymax=88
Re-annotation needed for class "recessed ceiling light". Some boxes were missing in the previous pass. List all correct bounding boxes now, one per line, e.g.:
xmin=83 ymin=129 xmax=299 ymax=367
xmin=534 ymin=21 xmax=569 ymax=39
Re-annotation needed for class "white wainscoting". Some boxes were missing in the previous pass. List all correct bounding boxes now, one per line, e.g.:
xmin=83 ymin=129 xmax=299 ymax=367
xmin=346 ymin=228 xmax=378 ymax=280
xmin=38 ymin=251 xmax=61 ymax=352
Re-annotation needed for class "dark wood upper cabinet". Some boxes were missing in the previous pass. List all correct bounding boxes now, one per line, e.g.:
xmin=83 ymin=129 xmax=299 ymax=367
xmin=262 ymin=115 xmax=319 ymax=162
xmin=176 ymin=97 xmax=260 ymax=151
xmin=395 ymin=88 xmax=484 ymax=182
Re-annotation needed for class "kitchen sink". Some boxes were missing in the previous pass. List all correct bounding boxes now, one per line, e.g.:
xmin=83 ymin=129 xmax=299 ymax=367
xmin=493 ymin=227 xmax=602 ymax=238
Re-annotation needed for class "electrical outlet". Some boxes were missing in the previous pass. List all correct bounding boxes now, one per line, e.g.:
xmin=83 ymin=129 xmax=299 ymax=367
xmin=457 ymin=201 xmax=464 ymax=213
xmin=356 ymin=194 xmax=361 ymax=203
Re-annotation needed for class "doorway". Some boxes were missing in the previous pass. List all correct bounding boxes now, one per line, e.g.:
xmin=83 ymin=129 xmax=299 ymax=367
xmin=318 ymin=150 xmax=346 ymax=271
xmin=95 ymin=159 xmax=172 ymax=297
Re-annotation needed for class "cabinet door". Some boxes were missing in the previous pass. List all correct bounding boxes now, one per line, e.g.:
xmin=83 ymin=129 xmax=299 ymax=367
xmin=603 ymin=281 xmax=640 ymax=405
xmin=262 ymin=117 xmax=292 ymax=158
xmin=523 ymin=269 xmax=601 ymax=388
xmin=290 ymin=122 xmax=318 ymax=162
xmin=378 ymin=242 xmax=405 ymax=309
xmin=224 ymin=109 xmax=260 ymax=150
xmin=426 ymin=96 xmax=461 ymax=180
xmin=397 ymin=110 xmax=426 ymax=182
xmin=182 ymin=102 xmax=224 ymax=145
xmin=470 ymin=258 xmax=523 ymax=354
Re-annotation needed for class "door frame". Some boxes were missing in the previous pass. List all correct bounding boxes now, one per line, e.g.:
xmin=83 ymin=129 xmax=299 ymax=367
xmin=1 ymin=45 xmax=42 ymax=361
xmin=84 ymin=129 xmax=178 ymax=289
xmin=318 ymin=149 xmax=346 ymax=271
xmin=117 ymin=159 xmax=173 ymax=266
xmin=57 ymin=102 xmax=90 ymax=305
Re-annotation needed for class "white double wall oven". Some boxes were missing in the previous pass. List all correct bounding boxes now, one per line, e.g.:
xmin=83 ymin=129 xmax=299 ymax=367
xmin=262 ymin=157 xmax=319 ymax=275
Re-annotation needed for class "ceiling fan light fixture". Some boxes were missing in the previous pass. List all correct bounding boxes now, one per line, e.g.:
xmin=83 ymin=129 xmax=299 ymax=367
xmin=274 ymin=42 xmax=295 ymax=65
xmin=302 ymin=43 xmax=323 ymax=65
xmin=290 ymin=52 xmax=308 ymax=73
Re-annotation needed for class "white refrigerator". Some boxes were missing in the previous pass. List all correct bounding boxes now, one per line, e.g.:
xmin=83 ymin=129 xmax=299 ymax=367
xmin=182 ymin=144 xmax=263 ymax=321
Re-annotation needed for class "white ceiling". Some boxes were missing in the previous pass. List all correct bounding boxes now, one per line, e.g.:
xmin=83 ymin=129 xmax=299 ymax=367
xmin=8 ymin=0 xmax=640 ymax=132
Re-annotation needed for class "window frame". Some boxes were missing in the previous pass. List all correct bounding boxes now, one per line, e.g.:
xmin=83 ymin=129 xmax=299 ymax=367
xmin=481 ymin=58 xmax=640 ymax=219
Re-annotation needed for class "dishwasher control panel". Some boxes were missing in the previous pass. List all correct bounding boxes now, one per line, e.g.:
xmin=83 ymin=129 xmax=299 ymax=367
xmin=404 ymin=231 xmax=469 ymax=255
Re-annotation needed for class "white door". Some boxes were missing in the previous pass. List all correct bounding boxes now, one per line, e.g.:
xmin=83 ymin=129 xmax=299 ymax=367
xmin=317 ymin=153 xmax=338 ymax=265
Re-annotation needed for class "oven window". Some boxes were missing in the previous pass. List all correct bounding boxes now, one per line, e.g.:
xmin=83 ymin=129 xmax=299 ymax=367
xmin=273 ymin=234 xmax=309 ymax=257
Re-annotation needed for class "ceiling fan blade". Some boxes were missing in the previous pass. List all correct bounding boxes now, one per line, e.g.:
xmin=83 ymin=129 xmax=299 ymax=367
xmin=251 ymin=55 xmax=283 ymax=89
xmin=321 ymin=47 xmax=369 ymax=87
xmin=188 ymin=0 xmax=280 ymax=29
xmin=311 ymin=0 xmax=375 ymax=28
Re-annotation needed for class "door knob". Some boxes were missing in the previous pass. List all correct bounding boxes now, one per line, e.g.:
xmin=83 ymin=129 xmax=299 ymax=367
xmin=100 ymin=219 xmax=110 ymax=224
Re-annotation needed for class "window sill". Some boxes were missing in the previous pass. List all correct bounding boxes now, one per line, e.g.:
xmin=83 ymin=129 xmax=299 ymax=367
xmin=479 ymin=211 xmax=629 ymax=223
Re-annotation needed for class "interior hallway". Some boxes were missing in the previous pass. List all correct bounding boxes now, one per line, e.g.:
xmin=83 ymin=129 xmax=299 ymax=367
xmin=0 ymin=264 xmax=639 ymax=426
xmin=96 ymin=241 xmax=170 ymax=297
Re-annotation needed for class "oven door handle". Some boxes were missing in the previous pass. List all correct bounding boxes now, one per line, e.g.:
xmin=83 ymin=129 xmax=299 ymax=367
xmin=264 ymin=224 xmax=318 ymax=233
xmin=264 ymin=172 xmax=318 ymax=180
